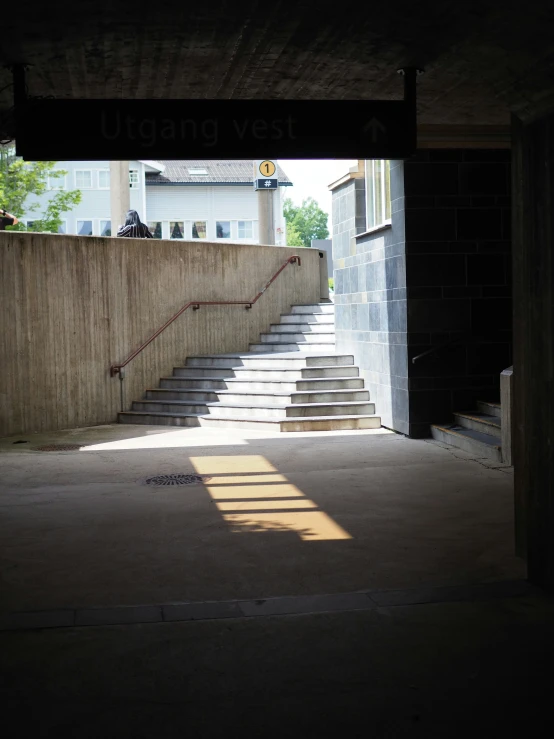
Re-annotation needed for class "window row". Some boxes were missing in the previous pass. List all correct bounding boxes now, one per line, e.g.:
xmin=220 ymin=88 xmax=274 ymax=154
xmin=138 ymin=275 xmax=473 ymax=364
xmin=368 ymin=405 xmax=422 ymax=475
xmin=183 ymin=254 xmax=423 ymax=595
xmin=27 ymin=219 xmax=112 ymax=236
xmin=48 ymin=169 xmax=140 ymax=191
xmin=147 ymin=220 xmax=255 ymax=240
xmin=22 ymin=219 xmax=255 ymax=240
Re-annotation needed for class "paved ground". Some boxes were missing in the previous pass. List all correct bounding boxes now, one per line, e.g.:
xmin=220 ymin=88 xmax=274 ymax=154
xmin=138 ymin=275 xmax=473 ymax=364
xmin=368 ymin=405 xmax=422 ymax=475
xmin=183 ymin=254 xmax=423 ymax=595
xmin=0 ymin=424 xmax=522 ymax=612
xmin=3 ymin=423 xmax=550 ymax=738
xmin=2 ymin=591 xmax=554 ymax=737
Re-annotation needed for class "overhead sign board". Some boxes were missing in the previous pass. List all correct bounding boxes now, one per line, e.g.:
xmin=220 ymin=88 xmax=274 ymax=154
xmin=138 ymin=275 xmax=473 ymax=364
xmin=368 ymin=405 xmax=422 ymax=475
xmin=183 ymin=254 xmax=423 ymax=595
xmin=16 ymin=99 xmax=416 ymax=161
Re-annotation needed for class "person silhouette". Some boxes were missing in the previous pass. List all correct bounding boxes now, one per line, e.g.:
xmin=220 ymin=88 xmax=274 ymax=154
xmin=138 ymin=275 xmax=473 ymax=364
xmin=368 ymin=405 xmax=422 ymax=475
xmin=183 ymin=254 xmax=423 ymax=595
xmin=0 ymin=208 xmax=19 ymax=230
xmin=116 ymin=210 xmax=153 ymax=238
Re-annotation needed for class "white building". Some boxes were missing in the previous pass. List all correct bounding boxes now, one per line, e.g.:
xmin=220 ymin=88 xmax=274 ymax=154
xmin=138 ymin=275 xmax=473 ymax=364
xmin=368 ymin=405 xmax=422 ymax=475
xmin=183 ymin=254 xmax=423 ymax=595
xmin=21 ymin=160 xmax=292 ymax=244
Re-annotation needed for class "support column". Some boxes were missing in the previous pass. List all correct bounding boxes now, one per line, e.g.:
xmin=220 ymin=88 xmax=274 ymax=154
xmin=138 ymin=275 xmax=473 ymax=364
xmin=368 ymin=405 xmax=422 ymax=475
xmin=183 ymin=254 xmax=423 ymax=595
xmin=110 ymin=161 xmax=130 ymax=233
xmin=512 ymin=114 xmax=554 ymax=587
xmin=258 ymin=189 xmax=275 ymax=245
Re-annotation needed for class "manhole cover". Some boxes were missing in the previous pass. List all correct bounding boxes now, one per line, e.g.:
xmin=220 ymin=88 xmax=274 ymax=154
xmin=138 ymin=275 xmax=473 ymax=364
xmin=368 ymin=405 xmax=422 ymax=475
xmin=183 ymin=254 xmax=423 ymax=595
xmin=35 ymin=444 xmax=82 ymax=452
xmin=142 ymin=473 xmax=211 ymax=487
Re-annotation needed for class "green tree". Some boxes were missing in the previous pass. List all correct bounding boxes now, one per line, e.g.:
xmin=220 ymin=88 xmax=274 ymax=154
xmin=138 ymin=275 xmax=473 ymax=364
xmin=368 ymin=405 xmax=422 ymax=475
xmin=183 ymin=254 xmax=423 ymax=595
xmin=283 ymin=196 xmax=329 ymax=248
xmin=285 ymin=222 xmax=304 ymax=247
xmin=0 ymin=146 xmax=81 ymax=232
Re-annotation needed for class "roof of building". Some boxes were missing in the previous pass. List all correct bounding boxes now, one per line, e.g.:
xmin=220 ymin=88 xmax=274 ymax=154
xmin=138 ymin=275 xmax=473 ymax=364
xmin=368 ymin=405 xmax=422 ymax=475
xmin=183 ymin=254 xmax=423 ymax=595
xmin=145 ymin=160 xmax=292 ymax=186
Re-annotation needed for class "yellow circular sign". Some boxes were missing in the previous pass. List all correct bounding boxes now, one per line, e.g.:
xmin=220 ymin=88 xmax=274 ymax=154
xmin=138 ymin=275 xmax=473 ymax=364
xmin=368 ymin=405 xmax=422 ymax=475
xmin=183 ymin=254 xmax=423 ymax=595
xmin=259 ymin=160 xmax=276 ymax=177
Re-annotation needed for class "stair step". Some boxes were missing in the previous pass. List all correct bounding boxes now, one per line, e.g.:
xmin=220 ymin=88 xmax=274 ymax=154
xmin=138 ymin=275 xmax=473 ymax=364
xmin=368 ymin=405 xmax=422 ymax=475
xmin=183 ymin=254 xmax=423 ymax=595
xmin=296 ymin=377 xmax=364 ymax=390
xmin=249 ymin=343 xmax=336 ymax=353
xmin=454 ymin=411 xmax=501 ymax=438
xmin=431 ymin=424 xmax=502 ymax=461
xmin=208 ymin=401 xmax=376 ymax=419
xmin=217 ymin=390 xmax=369 ymax=405
xmin=200 ymin=415 xmax=381 ymax=432
xmin=120 ymin=410 xmax=380 ymax=432
xmin=171 ymin=365 xmax=359 ymax=381
xmin=132 ymin=400 xmax=210 ymax=413
xmin=185 ymin=354 xmax=353 ymax=368
xmin=476 ymin=400 xmax=501 ymax=418
xmin=146 ymin=389 xmax=219 ymax=401
xmin=291 ymin=304 xmax=334 ymax=314
xmin=280 ymin=313 xmax=334 ymax=324
xmin=260 ymin=332 xmax=336 ymax=343
xmin=159 ymin=377 xmax=230 ymax=389
xmin=220 ymin=377 xmax=364 ymax=392
xmin=172 ymin=367 xmax=240 ymax=378
xmin=285 ymin=401 xmax=375 ymax=417
xmin=119 ymin=411 xmax=203 ymax=427
xmin=270 ymin=323 xmax=336 ymax=333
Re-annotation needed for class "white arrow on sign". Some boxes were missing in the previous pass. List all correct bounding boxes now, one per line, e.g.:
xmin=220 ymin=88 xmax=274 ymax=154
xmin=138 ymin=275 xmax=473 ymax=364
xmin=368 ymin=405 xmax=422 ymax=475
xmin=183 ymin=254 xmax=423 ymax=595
xmin=363 ymin=117 xmax=386 ymax=143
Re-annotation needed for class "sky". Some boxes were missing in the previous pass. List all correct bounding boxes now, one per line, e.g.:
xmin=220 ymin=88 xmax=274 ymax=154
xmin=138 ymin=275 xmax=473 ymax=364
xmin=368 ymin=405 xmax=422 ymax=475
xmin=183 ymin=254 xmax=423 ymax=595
xmin=278 ymin=159 xmax=357 ymax=230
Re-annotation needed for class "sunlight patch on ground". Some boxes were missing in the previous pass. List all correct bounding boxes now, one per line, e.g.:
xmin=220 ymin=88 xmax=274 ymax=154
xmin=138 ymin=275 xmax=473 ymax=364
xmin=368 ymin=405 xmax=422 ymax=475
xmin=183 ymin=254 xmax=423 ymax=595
xmin=191 ymin=455 xmax=352 ymax=541
xmin=79 ymin=430 xmax=250 ymax=451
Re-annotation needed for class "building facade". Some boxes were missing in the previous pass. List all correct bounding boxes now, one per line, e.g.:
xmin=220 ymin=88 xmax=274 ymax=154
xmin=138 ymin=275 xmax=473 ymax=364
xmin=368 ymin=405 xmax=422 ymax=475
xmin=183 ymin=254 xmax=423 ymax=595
xmin=21 ymin=160 xmax=292 ymax=244
xmin=331 ymin=154 xmax=512 ymax=437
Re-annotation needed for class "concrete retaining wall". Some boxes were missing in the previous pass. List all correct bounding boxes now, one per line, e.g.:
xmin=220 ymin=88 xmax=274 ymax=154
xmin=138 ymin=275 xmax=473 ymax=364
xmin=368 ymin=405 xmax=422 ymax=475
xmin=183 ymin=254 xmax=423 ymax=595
xmin=0 ymin=233 xmax=318 ymax=436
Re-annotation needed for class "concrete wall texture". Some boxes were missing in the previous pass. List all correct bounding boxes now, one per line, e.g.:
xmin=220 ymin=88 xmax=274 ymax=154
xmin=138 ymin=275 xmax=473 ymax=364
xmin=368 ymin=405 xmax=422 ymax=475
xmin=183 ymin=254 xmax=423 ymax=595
xmin=512 ymin=113 xmax=554 ymax=584
xmin=0 ymin=234 xmax=319 ymax=437
xmin=333 ymin=151 xmax=512 ymax=437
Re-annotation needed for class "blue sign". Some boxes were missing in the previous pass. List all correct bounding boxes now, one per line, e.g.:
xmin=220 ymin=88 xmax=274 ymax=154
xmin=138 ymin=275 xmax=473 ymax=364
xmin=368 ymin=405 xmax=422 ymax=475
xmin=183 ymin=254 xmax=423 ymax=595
xmin=254 ymin=178 xmax=278 ymax=190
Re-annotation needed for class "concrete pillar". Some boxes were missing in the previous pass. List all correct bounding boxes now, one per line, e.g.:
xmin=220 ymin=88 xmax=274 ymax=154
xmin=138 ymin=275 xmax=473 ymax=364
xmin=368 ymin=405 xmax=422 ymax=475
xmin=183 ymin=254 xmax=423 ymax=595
xmin=318 ymin=251 xmax=330 ymax=302
xmin=500 ymin=366 xmax=513 ymax=465
xmin=110 ymin=161 xmax=130 ymax=233
xmin=512 ymin=114 xmax=554 ymax=586
xmin=258 ymin=189 xmax=275 ymax=245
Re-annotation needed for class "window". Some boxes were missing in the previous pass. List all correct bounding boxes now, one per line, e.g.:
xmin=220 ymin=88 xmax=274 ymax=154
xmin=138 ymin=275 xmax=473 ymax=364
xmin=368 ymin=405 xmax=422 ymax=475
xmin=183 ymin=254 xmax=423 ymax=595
xmin=192 ymin=221 xmax=207 ymax=239
xmin=365 ymin=160 xmax=391 ymax=231
xmin=57 ymin=221 xmax=67 ymax=234
xmin=188 ymin=167 xmax=208 ymax=175
xmin=98 ymin=170 xmax=110 ymax=189
xmin=100 ymin=220 xmax=111 ymax=237
xmin=238 ymin=220 xmax=253 ymax=239
xmin=26 ymin=221 xmax=36 ymax=231
xmin=48 ymin=172 xmax=66 ymax=190
xmin=148 ymin=222 xmax=162 ymax=239
xmin=77 ymin=220 xmax=93 ymax=236
xmin=216 ymin=221 xmax=231 ymax=239
xmin=75 ymin=170 xmax=93 ymax=189
xmin=129 ymin=170 xmax=139 ymax=189
xmin=170 ymin=221 xmax=184 ymax=239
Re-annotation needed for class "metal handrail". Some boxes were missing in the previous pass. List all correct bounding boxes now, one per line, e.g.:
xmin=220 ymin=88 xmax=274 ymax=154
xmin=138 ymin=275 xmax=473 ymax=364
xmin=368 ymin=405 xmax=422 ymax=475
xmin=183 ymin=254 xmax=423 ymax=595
xmin=411 ymin=335 xmax=467 ymax=365
xmin=110 ymin=255 xmax=302 ymax=377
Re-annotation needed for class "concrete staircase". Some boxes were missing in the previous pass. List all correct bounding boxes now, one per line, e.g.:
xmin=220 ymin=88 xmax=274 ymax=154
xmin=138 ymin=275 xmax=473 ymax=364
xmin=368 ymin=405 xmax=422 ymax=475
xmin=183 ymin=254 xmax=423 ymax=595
xmin=120 ymin=303 xmax=381 ymax=432
xmin=431 ymin=400 xmax=502 ymax=461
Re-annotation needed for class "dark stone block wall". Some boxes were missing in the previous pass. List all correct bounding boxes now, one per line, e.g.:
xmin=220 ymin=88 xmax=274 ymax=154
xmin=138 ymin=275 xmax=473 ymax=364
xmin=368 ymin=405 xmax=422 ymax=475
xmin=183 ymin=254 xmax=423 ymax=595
xmin=405 ymin=150 xmax=512 ymax=438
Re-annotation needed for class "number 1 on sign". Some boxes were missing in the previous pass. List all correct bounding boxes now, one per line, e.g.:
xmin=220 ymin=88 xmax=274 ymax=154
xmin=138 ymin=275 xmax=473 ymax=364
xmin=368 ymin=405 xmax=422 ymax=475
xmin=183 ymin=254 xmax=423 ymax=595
xmin=259 ymin=160 xmax=276 ymax=177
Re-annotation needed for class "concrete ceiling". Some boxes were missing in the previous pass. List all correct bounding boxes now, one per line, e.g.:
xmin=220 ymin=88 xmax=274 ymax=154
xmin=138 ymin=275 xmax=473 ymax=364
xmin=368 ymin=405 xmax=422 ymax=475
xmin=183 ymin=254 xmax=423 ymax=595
xmin=1 ymin=0 xmax=554 ymax=128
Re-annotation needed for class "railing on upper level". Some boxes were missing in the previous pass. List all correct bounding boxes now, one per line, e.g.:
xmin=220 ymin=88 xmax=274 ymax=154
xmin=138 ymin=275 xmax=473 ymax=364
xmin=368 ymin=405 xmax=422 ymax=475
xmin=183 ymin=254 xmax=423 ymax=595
xmin=411 ymin=335 xmax=469 ymax=365
xmin=110 ymin=255 xmax=302 ymax=377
